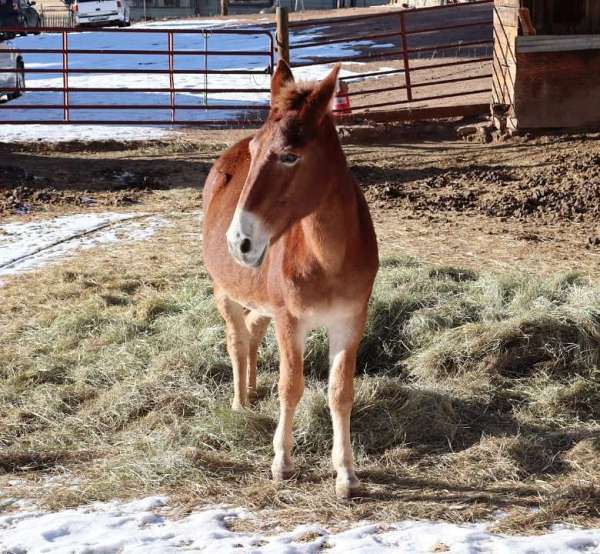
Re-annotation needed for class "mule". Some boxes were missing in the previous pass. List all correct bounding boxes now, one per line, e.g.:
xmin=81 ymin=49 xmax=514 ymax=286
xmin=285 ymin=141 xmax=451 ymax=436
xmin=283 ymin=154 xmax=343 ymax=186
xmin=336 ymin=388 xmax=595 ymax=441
xmin=202 ymin=60 xmax=379 ymax=498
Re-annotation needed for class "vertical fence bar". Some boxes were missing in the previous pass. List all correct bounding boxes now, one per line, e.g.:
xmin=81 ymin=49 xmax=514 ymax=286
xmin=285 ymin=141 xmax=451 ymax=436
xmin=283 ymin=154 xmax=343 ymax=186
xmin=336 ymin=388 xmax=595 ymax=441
xmin=62 ymin=31 xmax=69 ymax=122
xmin=268 ymin=31 xmax=275 ymax=76
xmin=167 ymin=31 xmax=175 ymax=123
xmin=400 ymin=11 xmax=413 ymax=103
xmin=204 ymin=31 xmax=208 ymax=109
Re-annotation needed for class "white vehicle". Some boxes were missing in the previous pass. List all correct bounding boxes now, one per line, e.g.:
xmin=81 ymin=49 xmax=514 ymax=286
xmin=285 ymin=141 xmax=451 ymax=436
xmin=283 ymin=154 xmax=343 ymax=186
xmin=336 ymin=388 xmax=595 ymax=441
xmin=0 ymin=41 xmax=25 ymax=103
xmin=73 ymin=0 xmax=130 ymax=27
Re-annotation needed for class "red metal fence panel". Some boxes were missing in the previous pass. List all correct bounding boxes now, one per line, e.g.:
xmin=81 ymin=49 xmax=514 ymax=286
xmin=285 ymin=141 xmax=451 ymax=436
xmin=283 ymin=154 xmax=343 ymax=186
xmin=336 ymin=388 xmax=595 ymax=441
xmin=0 ymin=26 xmax=275 ymax=125
xmin=288 ymin=0 xmax=494 ymax=115
xmin=0 ymin=1 xmax=493 ymax=126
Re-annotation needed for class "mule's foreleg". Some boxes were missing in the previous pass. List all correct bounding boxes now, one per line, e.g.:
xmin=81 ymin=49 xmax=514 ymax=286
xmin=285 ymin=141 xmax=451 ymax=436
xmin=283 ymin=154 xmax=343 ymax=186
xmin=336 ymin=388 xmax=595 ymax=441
xmin=271 ymin=315 xmax=305 ymax=481
xmin=216 ymin=294 xmax=250 ymax=411
xmin=328 ymin=312 xmax=366 ymax=498
xmin=245 ymin=311 xmax=270 ymax=401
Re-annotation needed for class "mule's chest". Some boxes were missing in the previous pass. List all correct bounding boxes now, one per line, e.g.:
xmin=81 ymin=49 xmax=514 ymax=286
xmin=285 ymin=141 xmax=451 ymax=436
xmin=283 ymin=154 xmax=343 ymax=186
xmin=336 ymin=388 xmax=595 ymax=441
xmin=280 ymin=273 xmax=366 ymax=329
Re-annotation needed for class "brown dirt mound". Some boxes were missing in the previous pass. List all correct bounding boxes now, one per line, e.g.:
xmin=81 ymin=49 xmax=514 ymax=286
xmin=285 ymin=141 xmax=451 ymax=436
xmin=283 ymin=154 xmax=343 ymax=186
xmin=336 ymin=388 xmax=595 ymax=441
xmin=0 ymin=165 xmax=158 ymax=215
xmin=0 ymin=185 xmax=148 ymax=214
xmin=362 ymin=151 xmax=600 ymax=224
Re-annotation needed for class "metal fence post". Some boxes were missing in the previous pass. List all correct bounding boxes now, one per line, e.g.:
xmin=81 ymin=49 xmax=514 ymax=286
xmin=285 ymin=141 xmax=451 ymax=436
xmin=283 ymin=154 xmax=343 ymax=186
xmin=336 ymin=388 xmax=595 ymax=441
xmin=268 ymin=32 xmax=275 ymax=76
xmin=400 ymin=11 xmax=413 ymax=103
xmin=62 ymin=31 xmax=69 ymax=122
xmin=204 ymin=31 xmax=208 ymax=109
xmin=276 ymin=7 xmax=290 ymax=64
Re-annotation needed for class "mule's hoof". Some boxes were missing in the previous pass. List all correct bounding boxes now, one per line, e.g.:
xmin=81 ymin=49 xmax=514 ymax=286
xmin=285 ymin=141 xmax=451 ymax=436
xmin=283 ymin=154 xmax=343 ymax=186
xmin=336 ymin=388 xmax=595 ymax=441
xmin=231 ymin=400 xmax=246 ymax=412
xmin=271 ymin=464 xmax=295 ymax=481
xmin=335 ymin=478 xmax=362 ymax=499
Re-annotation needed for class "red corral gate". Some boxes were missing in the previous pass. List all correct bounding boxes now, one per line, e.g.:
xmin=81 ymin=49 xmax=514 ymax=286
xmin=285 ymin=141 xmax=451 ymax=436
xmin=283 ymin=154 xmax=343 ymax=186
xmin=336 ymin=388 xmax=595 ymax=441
xmin=0 ymin=26 xmax=275 ymax=125
xmin=289 ymin=0 xmax=494 ymax=120
xmin=0 ymin=0 xmax=493 ymax=126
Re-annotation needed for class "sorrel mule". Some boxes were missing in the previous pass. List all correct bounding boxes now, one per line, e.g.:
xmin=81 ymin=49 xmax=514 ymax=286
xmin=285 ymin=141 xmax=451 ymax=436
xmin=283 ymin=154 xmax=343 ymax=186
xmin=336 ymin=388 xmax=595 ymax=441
xmin=202 ymin=61 xmax=379 ymax=498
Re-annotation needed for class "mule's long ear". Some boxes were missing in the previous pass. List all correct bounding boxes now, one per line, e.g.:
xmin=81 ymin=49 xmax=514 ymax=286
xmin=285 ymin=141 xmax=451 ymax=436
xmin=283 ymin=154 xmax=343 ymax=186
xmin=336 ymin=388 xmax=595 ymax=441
xmin=271 ymin=59 xmax=294 ymax=103
xmin=302 ymin=63 xmax=341 ymax=128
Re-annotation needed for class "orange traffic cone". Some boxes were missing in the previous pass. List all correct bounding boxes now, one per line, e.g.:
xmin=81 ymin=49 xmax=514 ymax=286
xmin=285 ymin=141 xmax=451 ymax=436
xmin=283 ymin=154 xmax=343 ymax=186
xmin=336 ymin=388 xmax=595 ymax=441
xmin=333 ymin=80 xmax=351 ymax=116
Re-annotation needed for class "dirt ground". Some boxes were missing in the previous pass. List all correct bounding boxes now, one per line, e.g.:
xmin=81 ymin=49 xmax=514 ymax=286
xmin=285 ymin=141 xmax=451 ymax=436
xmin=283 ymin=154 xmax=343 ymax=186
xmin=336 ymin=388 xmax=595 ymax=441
xmin=2 ymin=124 xmax=600 ymax=534
xmin=2 ymin=123 xmax=600 ymax=280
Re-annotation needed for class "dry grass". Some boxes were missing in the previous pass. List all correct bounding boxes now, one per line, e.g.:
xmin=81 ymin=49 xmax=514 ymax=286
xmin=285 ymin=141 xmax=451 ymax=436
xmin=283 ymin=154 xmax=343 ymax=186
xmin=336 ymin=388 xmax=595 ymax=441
xmin=1 ymin=214 xmax=600 ymax=533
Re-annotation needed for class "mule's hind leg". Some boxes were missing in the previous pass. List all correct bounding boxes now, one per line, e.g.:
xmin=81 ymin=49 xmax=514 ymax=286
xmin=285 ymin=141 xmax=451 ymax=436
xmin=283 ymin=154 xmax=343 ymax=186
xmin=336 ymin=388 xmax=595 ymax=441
xmin=245 ymin=311 xmax=270 ymax=401
xmin=215 ymin=291 xmax=250 ymax=411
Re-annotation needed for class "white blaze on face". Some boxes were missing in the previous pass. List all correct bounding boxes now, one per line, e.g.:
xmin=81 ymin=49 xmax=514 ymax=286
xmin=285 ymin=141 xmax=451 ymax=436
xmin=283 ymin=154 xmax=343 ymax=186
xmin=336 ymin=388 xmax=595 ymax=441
xmin=226 ymin=208 xmax=270 ymax=268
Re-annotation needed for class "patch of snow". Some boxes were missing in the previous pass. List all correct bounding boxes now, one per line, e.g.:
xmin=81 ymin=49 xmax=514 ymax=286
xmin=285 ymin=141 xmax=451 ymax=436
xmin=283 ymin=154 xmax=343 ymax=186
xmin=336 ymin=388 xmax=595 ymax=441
xmin=0 ymin=212 xmax=169 ymax=278
xmin=1 ymin=497 xmax=600 ymax=553
xmin=0 ymin=125 xmax=175 ymax=142
xmin=134 ymin=18 xmax=243 ymax=30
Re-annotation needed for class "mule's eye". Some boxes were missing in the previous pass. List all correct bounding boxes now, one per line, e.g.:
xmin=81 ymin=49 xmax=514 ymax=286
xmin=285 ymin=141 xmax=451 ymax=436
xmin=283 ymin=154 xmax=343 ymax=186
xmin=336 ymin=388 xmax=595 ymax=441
xmin=279 ymin=152 xmax=299 ymax=165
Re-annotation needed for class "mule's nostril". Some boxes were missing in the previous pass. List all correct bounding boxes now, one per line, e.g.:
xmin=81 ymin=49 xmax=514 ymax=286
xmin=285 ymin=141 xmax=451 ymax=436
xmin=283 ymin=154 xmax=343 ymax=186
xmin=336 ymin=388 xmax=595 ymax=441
xmin=240 ymin=238 xmax=252 ymax=254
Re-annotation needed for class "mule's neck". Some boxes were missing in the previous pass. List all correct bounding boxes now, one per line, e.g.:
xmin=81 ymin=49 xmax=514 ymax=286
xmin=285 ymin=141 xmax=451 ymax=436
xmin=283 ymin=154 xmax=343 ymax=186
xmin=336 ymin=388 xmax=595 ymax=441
xmin=297 ymin=119 xmax=362 ymax=274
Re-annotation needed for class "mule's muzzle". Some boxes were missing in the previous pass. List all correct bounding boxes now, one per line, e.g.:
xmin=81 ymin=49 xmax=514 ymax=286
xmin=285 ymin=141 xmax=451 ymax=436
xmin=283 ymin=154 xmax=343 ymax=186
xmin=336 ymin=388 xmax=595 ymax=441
xmin=226 ymin=209 xmax=269 ymax=268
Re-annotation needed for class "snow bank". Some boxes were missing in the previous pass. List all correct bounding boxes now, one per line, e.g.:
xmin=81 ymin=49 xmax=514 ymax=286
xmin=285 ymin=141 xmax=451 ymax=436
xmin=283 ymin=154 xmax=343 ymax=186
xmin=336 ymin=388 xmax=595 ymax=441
xmin=1 ymin=496 xmax=600 ymax=553
xmin=0 ymin=212 xmax=169 ymax=278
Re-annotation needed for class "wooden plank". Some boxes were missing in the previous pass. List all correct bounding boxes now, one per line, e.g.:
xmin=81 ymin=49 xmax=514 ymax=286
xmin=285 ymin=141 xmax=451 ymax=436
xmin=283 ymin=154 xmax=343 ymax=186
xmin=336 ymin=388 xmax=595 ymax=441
xmin=494 ymin=0 xmax=520 ymax=8
xmin=523 ymin=0 xmax=553 ymax=34
xmin=494 ymin=19 xmax=518 ymax=68
xmin=518 ymin=35 xmax=600 ymax=53
xmin=492 ymin=61 xmax=516 ymax=105
xmin=492 ymin=59 xmax=507 ymax=105
xmin=337 ymin=104 xmax=490 ymax=125
xmin=519 ymin=7 xmax=536 ymax=35
xmin=494 ymin=6 xmax=519 ymax=27
xmin=492 ymin=3 xmax=518 ymax=108
xmin=514 ymin=49 xmax=600 ymax=128
xmin=494 ymin=8 xmax=519 ymax=38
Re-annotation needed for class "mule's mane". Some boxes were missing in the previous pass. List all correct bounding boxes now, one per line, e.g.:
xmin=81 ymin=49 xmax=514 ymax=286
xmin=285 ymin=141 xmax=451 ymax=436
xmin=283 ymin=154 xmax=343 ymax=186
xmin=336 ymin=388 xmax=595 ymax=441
xmin=270 ymin=78 xmax=338 ymax=146
xmin=271 ymin=80 xmax=317 ymax=114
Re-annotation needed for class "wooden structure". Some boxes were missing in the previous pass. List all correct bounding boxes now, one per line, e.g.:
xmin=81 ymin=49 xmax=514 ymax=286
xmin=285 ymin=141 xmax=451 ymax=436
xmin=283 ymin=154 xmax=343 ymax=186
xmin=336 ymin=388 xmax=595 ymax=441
xmin=493 ymin=0 xmax=600 ymax=128
xmin=523 ymin=0 xmax=600 ymax=34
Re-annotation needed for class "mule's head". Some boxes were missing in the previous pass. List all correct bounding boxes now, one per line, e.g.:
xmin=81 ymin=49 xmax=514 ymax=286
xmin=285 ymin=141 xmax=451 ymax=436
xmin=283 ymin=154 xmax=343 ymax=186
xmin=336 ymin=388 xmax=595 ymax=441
xmin=226 ymin=61 xmax=342 ymax=268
